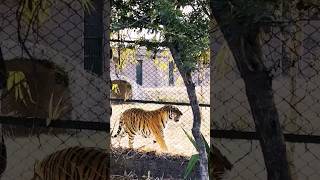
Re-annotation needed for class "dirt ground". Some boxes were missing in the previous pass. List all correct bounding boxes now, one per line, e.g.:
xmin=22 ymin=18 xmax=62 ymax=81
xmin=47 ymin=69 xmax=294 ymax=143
xmin=110 ymin=103 xmax=210 ymax=157
xmin=110 ymin=147 xmax=200 ymax=179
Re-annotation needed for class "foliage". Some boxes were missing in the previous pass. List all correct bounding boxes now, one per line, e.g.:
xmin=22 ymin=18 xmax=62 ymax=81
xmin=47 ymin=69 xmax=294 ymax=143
xmin=160 ymin=50 xmax=174 ymax=62
xmin=16 ymin=0 xmax=96 ymax=60
xmin=197 ymin=48 xmax=210 ymax=66
xmin=111 ymin=83 xmax=120 ymax=95
xmin=6 ymin=71 xmax=35 ymax=105
xmin=112 ymin=0 xmax=210 ymax=71
xmin=214 ymin=42 xmax=233 ymax=80
xmin=154 ymin=58 xmax=168 ymax=72
xmin=112 ymin=47 xmax=138 ymax=71
xmin=47 ymin=92 xmax=68 ymax=126
xmin=19 ymin=0 xmax=94 ymax=25
xmin=182 ymin=128 xmax=210 ymax=179
xmin=111 ymin=46 xmax=182 ymax=73
xmin=19 ymin=0 xmax=50 ymax=24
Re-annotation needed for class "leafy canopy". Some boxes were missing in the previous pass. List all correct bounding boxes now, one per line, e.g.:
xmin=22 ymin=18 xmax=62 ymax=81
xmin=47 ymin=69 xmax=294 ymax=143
xmin=112 ymin=0 xmax=210 ymax=71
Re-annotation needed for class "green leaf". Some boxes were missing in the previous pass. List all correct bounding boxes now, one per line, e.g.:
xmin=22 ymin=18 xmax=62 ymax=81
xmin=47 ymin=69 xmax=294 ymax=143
xmin=181 ymin=127 xmax=198 ymax=151
xmin=81 ymin=0 xmax=95 ymax=14
xmin=21 ymin=0 xmax=50 ymax=25
xmin=111 ymin=84 xmax=119 ymax=94
xmin=183 ymin=154 xmax=199 ymax=179
xmin=53 ymin=94 xmax=64 ymax=119
xmin=18 ymin=86 xmax=26 ymax=105
xmin=23 ymin=81 xmax=36 ymax=104
xmin=201 ymin=134 xmax=210 ymax=154
xmin=7 ymin=71 xmax=35 ymax=103
xmin=6 ymin=72 xmax=14 ymax=91
xmin=47 ymin=92 xmax=67 ymax=126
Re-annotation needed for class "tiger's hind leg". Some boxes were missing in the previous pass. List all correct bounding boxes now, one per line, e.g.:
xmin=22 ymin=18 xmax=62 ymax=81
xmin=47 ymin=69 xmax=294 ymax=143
xmin=112 ymin=120 xmax=124 ymax=138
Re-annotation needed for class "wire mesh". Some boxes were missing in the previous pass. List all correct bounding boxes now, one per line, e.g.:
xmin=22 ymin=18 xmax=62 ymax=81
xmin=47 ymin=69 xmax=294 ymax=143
xmin=110 ymin=39 xmax=210 ymax=157
xmin=211 ymin=5 xmax=320 ymax=180
xmin=0 ymin=0 xmax=109 ymax=179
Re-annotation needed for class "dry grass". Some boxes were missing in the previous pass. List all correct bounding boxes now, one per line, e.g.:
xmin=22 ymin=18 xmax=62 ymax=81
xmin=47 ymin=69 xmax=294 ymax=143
xmin=111 ymin=171 xmax=164 ymax=180
xmin=111 ymin=146 xmax=190 ymax=161
xmin=110 ymin=147 xmax=194 ymax=179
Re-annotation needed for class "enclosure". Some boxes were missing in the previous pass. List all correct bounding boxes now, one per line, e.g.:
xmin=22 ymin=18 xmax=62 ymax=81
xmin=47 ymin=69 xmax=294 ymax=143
xmin=1 ymin=0 xmax=320 ymax=179
xmin=109 ymin=31 xmax=210 ymax=178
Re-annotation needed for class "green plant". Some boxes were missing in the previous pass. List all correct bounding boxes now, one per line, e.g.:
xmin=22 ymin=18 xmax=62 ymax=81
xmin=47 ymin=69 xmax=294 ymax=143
xmin=111 ymin=83 xmax=120 ymax=95
xmin=182 ymin=128 xmax=210 ymax=179
xmin=46 ymin=92 xmax=68 ymax=126
xmin=20 ymin=0 xmax=94 ymax=25
xmin=6 ymin=71 xmax=35 ymax=105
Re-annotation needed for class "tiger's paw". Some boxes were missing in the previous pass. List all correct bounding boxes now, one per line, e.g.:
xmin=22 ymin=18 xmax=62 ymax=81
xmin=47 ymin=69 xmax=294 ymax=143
xmin=137 ymin=145 xmax=153 ymax=152
xmin=142 ymin=147 xmax=155 ymax=153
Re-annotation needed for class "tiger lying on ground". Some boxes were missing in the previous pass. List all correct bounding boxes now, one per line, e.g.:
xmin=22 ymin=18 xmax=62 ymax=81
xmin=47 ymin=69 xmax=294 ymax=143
xmin=112 ymin=105 xmax=183 ymax=151
xmin=31 ymin=146 xmax=108 ymax=180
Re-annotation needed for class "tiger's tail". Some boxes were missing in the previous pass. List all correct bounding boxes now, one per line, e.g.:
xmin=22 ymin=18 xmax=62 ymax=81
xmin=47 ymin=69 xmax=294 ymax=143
xmin=112 ymin=119 xmax=123 ymax=138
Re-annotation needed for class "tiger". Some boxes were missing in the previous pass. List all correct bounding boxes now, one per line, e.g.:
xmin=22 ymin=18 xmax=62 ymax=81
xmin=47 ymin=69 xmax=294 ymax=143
xmin=112 ymin=105 xmax=183 ymax=151
xmin=31 ymin=146 xmax=108 ymax=180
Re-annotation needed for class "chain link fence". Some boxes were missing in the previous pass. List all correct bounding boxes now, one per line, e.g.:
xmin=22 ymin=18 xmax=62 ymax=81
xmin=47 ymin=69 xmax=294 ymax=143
xmin=110 ymin=38 xmax=210 ymax=157
xmin=4 ymin=0 xmax=320 ymax=179
xmin=211 ymin=5 xmax=320 ymax=180
xmin=0 ymin=0 xmax=209 ymax=178
xmin=0 ymin=0 xmax=109 ymax=179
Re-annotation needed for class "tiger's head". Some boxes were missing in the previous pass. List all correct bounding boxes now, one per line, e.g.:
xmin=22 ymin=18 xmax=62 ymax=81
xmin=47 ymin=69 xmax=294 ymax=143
xmin=163 ymin=105 xmax=183 ymax=122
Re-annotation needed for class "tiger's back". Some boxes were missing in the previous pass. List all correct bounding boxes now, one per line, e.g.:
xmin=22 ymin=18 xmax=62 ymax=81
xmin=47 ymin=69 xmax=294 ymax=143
xmin=121 ymin=108 xmax=165 ymax=135
xmin=32 ymin=146 xmax=108 ymax=180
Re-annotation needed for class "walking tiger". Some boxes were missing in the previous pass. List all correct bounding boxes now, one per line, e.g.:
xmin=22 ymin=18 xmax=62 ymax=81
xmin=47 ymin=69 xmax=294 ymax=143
xmin=112 ymin=105 xmax=183 ymax=151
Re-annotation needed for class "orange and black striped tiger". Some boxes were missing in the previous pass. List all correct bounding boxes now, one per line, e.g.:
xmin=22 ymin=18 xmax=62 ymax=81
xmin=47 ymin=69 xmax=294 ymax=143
xmin=31 ymin=146 xmax=108 ymax=180
xmin=112 ymin=105 xmax=183 ymax=151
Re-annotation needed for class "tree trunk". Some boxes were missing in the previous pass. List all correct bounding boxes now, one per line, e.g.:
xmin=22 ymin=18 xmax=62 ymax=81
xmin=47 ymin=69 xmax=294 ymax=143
xmin=168 ymin=43 xmax=209 ymax=180
xmin=209 ymin=19 xmax=216 ymax=131
xmin=281 ymin=1 xmax=302 ymax=179
xmin=210 ymin=1 xmax=291 ymax=180
xmin=104 ymin=0 xmax=112 ymax=145
xmin=0 ymin=46 xmax=7 ymax=177
xmin=0 ymin=47 xmax=7 ymax=90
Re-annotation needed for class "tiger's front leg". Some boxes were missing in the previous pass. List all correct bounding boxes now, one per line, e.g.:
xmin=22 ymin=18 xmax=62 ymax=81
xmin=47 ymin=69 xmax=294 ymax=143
xmin=128 ymin=135 xmax=134 ymax=149
xmin=154 ymin=133 xmax=168 ymax=151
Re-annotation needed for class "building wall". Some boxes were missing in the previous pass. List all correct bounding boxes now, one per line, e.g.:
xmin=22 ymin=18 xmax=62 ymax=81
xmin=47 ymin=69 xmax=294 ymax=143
xmin=110 ymin=46 xmax=210 ymax=88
